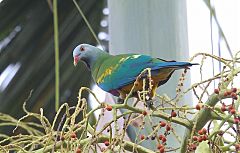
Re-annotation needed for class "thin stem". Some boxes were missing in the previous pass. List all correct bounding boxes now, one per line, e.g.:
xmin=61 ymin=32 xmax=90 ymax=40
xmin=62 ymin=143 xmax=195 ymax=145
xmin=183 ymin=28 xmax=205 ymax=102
xmin=33 ymin=135 xmax=155 ymax=153
xmin=73 ymin=0 xmax=103 ymax=48
xmin=53 ymin=0 xmax=60 ymax=111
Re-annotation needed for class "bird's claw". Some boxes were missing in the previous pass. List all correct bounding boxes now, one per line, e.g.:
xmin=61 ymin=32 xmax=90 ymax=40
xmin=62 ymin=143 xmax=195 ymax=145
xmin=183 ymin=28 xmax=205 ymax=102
xmin=117 ymin=98 xmax=124 ymax=104
xmin=143 ymin=98 xmax=156 ymax=110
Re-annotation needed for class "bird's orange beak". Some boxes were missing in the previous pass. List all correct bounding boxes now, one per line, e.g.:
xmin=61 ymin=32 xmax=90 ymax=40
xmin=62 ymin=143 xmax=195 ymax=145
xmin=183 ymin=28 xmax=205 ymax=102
xmin=74 ymin=56 xmax=79 ymax=66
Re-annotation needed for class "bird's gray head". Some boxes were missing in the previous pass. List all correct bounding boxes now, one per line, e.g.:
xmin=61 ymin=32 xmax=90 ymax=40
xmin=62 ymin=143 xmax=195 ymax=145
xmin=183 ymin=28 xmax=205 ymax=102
xmin=73 ymin=44 xmax=108 ymax=69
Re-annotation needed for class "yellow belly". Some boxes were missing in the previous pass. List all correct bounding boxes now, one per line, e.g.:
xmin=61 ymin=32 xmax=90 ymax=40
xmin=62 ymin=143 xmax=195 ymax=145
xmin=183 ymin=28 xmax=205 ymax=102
xmin=118 ymin=69 xmax=174 ymax=99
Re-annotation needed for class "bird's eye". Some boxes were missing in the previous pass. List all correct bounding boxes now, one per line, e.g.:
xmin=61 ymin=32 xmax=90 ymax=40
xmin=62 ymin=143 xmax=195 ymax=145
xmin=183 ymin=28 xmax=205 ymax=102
xmin=80 ymin=46 xmax=85 ymax=51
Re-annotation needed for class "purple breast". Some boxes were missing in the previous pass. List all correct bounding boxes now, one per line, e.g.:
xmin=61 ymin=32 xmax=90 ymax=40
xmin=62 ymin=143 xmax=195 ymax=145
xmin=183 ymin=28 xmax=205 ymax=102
xmin=109 ymin=89 xmax=120 ymax=96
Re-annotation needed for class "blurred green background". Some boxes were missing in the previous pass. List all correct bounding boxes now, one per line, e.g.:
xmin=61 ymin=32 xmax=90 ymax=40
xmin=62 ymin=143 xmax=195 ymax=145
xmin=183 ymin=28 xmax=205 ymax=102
xmin=0 ymin=0 xmax=105 ymax=134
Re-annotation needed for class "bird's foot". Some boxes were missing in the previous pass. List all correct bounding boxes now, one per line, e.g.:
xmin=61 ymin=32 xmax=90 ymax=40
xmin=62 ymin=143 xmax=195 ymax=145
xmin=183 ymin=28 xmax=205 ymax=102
xmin=144 ymin=98 xmax=156 ymax=110
xmin=117 ymin=98 xmax=124 ymax=104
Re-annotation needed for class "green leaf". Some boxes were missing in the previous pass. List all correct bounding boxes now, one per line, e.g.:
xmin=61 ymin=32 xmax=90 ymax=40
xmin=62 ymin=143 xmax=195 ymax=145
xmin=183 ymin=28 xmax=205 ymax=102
xmin=196 ymin=141 xmax=211 ymax=153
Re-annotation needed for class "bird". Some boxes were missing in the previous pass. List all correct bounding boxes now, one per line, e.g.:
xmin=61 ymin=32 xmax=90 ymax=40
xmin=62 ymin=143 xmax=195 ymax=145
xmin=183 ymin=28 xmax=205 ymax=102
xmin=73 ymin=44 xmax=197 ymax=102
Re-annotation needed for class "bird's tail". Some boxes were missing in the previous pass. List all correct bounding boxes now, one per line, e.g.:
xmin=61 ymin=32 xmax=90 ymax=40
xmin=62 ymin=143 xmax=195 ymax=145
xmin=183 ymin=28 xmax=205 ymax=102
xmin=152 ymin=61 xmax=198 ymax=70
xmin=167 ymin=62 xmax=198 ymax=68
xmin=156 ymin=58 xmax=198 ymax=69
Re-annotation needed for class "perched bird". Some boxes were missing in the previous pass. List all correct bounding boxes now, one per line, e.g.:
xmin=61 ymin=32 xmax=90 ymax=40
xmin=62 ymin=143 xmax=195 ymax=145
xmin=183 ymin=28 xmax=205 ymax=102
xmin=73 ymin=44 xmax=196 ymax=101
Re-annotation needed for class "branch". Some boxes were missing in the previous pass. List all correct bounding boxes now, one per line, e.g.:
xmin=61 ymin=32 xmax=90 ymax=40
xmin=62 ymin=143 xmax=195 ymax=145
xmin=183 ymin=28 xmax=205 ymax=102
xmin=180 ymin=67 xmax=240 ymax=153
xmin=33 ymin=135 xmax=155 ymax=153
xmin=113 ymin=103 xmax=192 ymax=129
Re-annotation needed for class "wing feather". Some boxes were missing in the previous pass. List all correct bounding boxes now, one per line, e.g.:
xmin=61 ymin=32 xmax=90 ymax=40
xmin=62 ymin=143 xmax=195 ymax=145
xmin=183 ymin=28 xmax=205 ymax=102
xmin=96 ymin=54 xmax=193 ymax=92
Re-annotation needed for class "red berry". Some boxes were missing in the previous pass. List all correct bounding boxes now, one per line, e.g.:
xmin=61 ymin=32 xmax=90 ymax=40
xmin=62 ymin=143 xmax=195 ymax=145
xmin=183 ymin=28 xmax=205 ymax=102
xmin=71 ymin=132 xmax=77 ymax=139
xmin=224 ymin=92 xmax=228 ymax=97
xmin=228 ymin=105 xmax=234 ymax=111
xmin=161 ymin=136 xmax=167 ymax=143
xmin=198 ymin=129 xmax=203 ymax=135
xmin=106 ymin=105 xmax=112 ymax=111
xmin=214 ymin=89 xmax=219 ymax=94
xmin=231 ymin=92 xmax=237 ymax=99
xmin=140 ymin=135 xmax=145 ymax=140
xmin=198 ymin=136 xmax=203 ymax=142
xmin=104 ymin=140 xmax=110 ymax=146
xmin=166 ymin=124 xmax=171 ymax=131
xmin=234 ymin=118 xmax=239 ymax=124
xmin=160 ymin=121 xmax=166 ymax=127
xmin=231 ymin=88 xmax=237 ymax=93
xmin=157 ymin=144 xmax=164 ymax=150
xmin=142 ymin=110 xmax=147 ymax=116
xmin=191 ymin=144 xmax=197 ymax=150
xmin=221 ymin=104 xmax=227 ymax=112
xmin=159 ymin=134 xmax=164 ymax=140
xmin=195 ymin=104 xmax=201 ymax=110
xmin=202 ymin=128 xmax=207 ymax=134
xmin=218 ymin=131 xmax=224 ymax=136
xmin=233 ymin=96 xmax=238 ymax=100
xmin=227 ymin=91 xmax=232 ymax=95
xmin=60 ymin=136 xmax=65 ymax=141
xmin=171 ymin=111 xmax=177 ymax=117
xmin=76 ymin=148 xmax=81 ymax=153
xmin=230 ymin=109 xmax=236 ymax=114
xmin=188 ymin=143 xmax=197 ymax=151
xmin=193 ymin=136 xmax=198 ymax=141
xmin=235 ymin=144 xmax=240 ymax=151
xmin=202 ymin=135 xmax=208 ymax=141
xmin=159 ymin=147 xmax=165 ymax=153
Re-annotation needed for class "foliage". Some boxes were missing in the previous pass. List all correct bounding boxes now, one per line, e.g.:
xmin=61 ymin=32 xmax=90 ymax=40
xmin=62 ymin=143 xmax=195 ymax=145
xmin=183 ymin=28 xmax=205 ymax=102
xmin=0 ymin=52 xmax=240 ymax=153
xmin=0 ymin=0 xmax=102 ymax=122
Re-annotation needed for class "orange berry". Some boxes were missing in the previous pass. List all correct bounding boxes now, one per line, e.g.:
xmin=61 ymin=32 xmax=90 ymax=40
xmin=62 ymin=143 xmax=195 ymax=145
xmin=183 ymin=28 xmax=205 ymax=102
xmin=71 ymin=132 xmax=77 ymax=139
xmin=198 ymin=137 xmax=203 ymax=142
xmin=166 ymin=124 xmax=171 ymax=131
xmin=104 ymin=140 xmax=110 ymax=146
xmin=160 ymin=121 xmax=166 ymax=127
xmin=218 ymin=131 xmax=224 ymax=136
xmin=231 ymin=88 xmax=237 ymax=93
xmin=159 ymin=147 xmax=165 ymax=153
xmin=106 ymin=105 xmax=112 ymax=111
xmin=202 ymin=128 xmax=207 ymax=134
xmin=159 ymin=134 xmax=164 ymax=140
xmin=193 ymin=136 xmax=198 ymax=141
xmin=227 ymin=91 xmax=232 ymax=95
xmin=157 ymin=144 xmax=164 ymax=150
xmin=214 ymin=89 xmax=219 ymax=94
xmin=221 ymin=104 xmax=227 ymax=112
xmin=161 ymin=136 xmax=167 ymax=143
xmin=231 ymin=92 xmax=238 ymax=100
xmin=191 ymin=144 xmax=197 ymax=150
xmin=140 ymin=135 xmax=145 ymax=140
xmin=195 ymin=104 xmax=201 ymax=110
xmin=198 ymin=129 xmax=203 ymax=135
xmin=233 ymin=96 xmax=238 ymax=100
xmin=228 ymin=105 xmax=234 ymax=111
xmin=171 ymin=111 xmax=177 ymax=117
xmin=234 ymin=118 xmax=240 ymax=124
xmin=142 ymin=110 xmax=147 ymax=116
xmin=60 ymin=136 xmax=65 ymax=141
xmin=76 ymin=148 xmax=81 ymax=153
xmin=235 ymin=144 xmax=240 ymax=151
xmin=202 ymin=135 xmax=208 ymax=141
xmin=230 ymin=109 xmax=236 ymax=114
